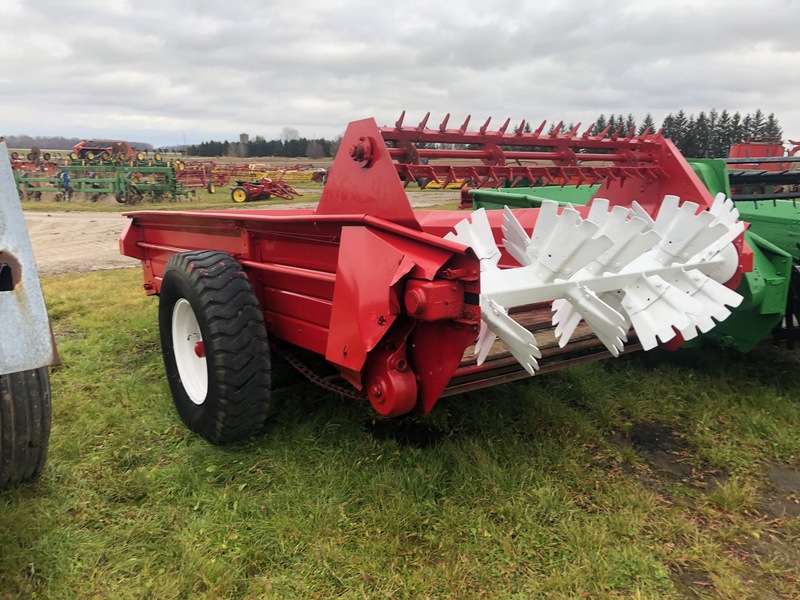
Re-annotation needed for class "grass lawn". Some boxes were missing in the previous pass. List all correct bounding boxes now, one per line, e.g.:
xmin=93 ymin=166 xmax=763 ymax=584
xmin=19 ymin=186 xmax=323 ymax=213
xmin=17 ymin=182 xmax=463 ymax=214
xmin=1 ymin=268 xmax=799 ymax=598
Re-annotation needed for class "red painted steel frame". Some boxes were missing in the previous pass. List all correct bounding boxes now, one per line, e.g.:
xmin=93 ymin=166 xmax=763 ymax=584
xmin=121 ymin=206 xmax=485 ymax=415
xmin=728 ymin=137 xmax=790 ymax=171
xmin=121 ymin=115 xmax=745 ymax=417
xmin=175 ymin=164 xmax=211 ymax=189
xmin=380 ymin=111 xmax=718 ymax=217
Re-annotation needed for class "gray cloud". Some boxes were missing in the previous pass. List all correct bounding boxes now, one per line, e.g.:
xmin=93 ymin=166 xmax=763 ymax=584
xmin=1 ymin=0 xmax=799 ymax=146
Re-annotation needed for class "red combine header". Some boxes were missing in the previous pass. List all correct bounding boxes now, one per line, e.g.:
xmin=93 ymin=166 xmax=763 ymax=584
xmin=120 ymin=115 xmax=748 ymax=444
xmin=725 ymin=136 xmax=800 ymax=201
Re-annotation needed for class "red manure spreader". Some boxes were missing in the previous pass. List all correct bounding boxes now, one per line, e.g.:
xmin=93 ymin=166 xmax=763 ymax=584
xmin=120 ymin=115 xmax=749 ymax=444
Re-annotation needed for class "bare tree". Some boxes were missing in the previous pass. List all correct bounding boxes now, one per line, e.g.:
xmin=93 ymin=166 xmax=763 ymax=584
xmin=306 ymin=140 xmax=325 ymax=159
xmin=281 ymin=127 xmax=300 ymax=143
xmin=330 ymin=133 xmax=344 ymax=156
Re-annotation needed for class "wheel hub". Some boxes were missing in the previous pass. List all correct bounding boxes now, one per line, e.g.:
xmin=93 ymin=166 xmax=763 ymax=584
xmin=172 ymin=298 xmax=208 ymax=405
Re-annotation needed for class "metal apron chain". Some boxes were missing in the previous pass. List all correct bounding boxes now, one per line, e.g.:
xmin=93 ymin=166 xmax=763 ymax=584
xmin=271 ymin=342 xmax=368 ymax=401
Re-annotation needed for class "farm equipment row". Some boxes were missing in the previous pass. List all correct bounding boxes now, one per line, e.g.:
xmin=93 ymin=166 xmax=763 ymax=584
xmin=12 ymin=142 xmax=173 ymax=169
xmin=175 ymin=161 xmax=326 ymax=189
xmin=15 ymin=164 xmax=190 ymax=204
xmin=10 ymin=142 xmax=191 ymax=203
xmin=11 ymin=155 xmax=324 ymax=203
xmin=120 ymin=114 xmax=753 ymax=445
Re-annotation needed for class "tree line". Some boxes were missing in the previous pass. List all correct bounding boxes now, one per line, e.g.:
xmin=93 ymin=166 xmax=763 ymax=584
xmin=184 ymin=108 xmax=785 ymax=160
xmin=5 ymin=109 xmax=784 ymax=159
xmin=659 ymin=108 xmax=781 ymax=158
xmin=187 ymin=135 xmax=339 ymax=159
xmin=586 ymin=108 xmax=782 ymax=158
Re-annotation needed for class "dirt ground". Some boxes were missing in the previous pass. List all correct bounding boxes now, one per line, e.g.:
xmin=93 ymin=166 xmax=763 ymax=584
xmin=24 ymin=190 xmax=461 ymax=277
xmin=24 ymin=212 xmax=139 ymax=276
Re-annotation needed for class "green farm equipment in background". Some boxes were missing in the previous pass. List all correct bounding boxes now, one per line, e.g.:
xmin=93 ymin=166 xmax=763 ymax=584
xmin=13 ymin=164 xmax=191 ymax=204
xmin=15 ymin=165 xmax=120 ymax=202
xmin=119 ymin=165 xmax=190 ymax=204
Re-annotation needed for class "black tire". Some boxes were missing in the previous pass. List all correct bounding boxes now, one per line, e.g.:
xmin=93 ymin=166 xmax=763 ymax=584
xmin=0 ymin=368 xmax=51 ymax=488
xmin=158 ymin=250 xmax=272 ymax=444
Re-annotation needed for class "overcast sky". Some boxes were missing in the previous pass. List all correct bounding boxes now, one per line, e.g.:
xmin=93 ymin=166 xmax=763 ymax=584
xmin=1 ymin=0 xmax=799 ymax=148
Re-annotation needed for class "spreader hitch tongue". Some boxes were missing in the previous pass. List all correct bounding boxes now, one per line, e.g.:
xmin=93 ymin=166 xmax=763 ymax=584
xmin=446 ymin=194 xmax=745 ymax=372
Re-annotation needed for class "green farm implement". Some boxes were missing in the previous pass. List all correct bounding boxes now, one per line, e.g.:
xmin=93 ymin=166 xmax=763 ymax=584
xmin=14 ymin=164 xmax=191 ymax=204
xmin=121 ymin=165 xmax=190 ymax=204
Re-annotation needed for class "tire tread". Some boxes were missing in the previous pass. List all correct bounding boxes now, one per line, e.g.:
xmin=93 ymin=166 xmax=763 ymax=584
xmin=160 ymin=251 xmax=271 ymax=444
xmin=0 ymin=367 xmax=51 ymax=488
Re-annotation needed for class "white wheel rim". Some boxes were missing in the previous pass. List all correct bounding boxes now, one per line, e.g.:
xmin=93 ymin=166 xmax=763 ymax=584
xmin=172 ymin=298 xmax=208 ymax=405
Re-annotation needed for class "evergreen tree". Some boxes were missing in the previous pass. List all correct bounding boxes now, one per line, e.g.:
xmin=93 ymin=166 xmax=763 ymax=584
xmin=681 ymin=113 xmax=701 ymax=157
xmin=661 ymin=113 xmax=675 ymax=139
xmin=616 ymin=114 xmax=626 ymax=135
xmin=707 ymin=109 xmax=719 ymax=156
xmin=730 ymin=112 xmax=743 ymax=145
xmin=671 ymin=110 xmax=689 ymax=149
xmin=638 ymin=113 xmax=655 ymax=136
xmin=715 ymin=110 xmax=732 ymax=157
xmin=765 ymin=113 xmax=783 ymax=138
xmin=594 ymin=114 xmax=608 ymax=136
xmin=624 ymin=113 xmax=636 ymax=135
xmin=750 ymin=109 xmax=766 ymax=137
xmin=742 ymin=114 xmax=753 ymax=140
xmin=693 ymin=111 xmax=710 ymax=157
xmin=607 ymin=114 xmax=617 ymax=136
